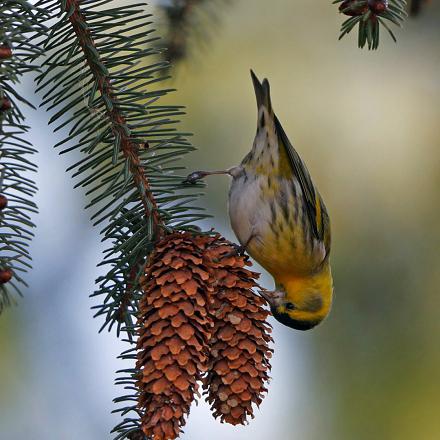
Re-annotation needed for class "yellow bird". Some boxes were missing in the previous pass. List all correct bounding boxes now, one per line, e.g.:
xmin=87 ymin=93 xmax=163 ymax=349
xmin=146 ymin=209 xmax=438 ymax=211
xmin=185 ymin=71 xmax=333 ymax=331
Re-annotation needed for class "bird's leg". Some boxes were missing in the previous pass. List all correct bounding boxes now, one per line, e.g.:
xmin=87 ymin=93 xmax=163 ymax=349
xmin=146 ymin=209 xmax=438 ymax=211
xmin=183 ymin=167 xmax=239 ymax=184
xmin=224 ymin=233 xmax=256 ymax=258
xmin=226 ymin=242 xmax=246 ymax=257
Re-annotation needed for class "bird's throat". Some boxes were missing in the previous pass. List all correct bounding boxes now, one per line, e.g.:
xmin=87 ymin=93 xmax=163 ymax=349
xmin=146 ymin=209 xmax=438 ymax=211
xmin=276 ymin=262 xmax=333 ymax=309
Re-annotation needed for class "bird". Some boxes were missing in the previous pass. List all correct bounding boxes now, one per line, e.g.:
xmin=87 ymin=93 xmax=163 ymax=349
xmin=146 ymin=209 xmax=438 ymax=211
xmin=184 ymin=71 xmax=333 ymax=331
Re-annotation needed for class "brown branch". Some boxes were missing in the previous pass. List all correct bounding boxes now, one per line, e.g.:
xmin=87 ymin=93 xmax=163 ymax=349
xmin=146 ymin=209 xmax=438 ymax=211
xmin=63 ymin=0 xmax=168 ymax=326
xmin=65 ymin=0 xmax=163 ymax=235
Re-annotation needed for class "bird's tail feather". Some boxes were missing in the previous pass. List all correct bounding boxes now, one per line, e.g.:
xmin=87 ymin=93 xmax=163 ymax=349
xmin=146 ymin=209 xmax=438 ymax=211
xmin=250 ymin=69 xmax=273 ymax=114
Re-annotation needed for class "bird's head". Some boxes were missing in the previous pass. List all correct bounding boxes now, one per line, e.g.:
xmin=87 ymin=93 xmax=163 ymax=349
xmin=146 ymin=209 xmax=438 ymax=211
xmin=261 ymin=265 xmax=333 ymax=331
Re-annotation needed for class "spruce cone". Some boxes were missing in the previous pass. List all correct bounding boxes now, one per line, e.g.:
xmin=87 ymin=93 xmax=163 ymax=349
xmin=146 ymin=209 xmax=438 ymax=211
xmin=203 ymin=238 xmax=273 ymax=425
xmin=0 ymin=97 xmax=11 ymax=111
xmin=136 ymin=232 xmax=214 ymax=440
xmin=339 ymin=0 xmax=368 ymax=16
xmin=0 ymin=44 xmax=12 ymax=59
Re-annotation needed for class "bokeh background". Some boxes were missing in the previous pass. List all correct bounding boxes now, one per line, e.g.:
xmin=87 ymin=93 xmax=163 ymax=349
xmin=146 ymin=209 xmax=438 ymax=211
xmin=1 ymin=1 xmax=440 ymax=439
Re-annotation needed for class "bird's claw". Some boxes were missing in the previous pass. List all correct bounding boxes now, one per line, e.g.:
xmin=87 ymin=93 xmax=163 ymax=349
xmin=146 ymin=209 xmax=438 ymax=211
xmin=223 ymin=243 xmax=246 ymax=258
xmin=183 ymin=171 xmax=208 ymax=184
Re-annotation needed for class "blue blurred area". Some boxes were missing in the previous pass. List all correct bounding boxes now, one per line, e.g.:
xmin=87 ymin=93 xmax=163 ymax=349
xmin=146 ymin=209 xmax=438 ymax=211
xmin=1 ymin=1 xmax=440 ymax=439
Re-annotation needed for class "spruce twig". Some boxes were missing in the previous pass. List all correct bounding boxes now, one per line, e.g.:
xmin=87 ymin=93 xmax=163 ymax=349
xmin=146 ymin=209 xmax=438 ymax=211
xmin=64 ymin=0 xmax=163 ymax=234
xmin=34 ymin=0 xmax=209 ymax=337
xmin=334 ymin=0 xmax=407 ymax=49
xmin=0 ymin=1 xmax=43 ymax=312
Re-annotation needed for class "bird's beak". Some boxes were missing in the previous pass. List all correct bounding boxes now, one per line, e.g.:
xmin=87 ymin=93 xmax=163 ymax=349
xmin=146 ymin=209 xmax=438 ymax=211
xmin=258 ymin=289 xmax=285 ymax=308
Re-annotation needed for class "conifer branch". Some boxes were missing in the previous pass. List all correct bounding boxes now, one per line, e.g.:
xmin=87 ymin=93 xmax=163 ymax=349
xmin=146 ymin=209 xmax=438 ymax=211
xmin=65 ymin=0 xmax=163 ymax=234
xmin=335 ymin=0 xmax=407 ymax=49
xmin=0 ymin=1 xmax=43 ymax=313
xmin=35 ymin=0 xmax=209 ymax=337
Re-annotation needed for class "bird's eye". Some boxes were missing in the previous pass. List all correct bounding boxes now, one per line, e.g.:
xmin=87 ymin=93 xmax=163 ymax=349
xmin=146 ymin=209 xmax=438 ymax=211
xmin=285 ymin=302 xmax=295 ymax=311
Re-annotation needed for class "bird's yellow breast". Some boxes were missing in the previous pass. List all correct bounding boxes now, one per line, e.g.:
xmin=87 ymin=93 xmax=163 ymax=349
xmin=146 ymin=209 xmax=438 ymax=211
xmin=229 ymin=170 xmax=326 ymax=279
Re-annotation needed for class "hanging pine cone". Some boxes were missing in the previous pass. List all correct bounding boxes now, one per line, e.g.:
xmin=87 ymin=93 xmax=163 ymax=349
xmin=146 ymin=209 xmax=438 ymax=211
xmin=203 ymin=238 xmax=273 ymax=425
xmin=339 ymin=0 xmax=369 ymax=16
xmin=0 ymin=97 xmax=11 ymax=111
xmin=368 ymin=0 xmax=388 ymax=13
xmin=136 ymin=232 xmax=215 ymax=440
xmin=0 ymin=269 xmax=13 ymax=284
xmin=0 ymin=195 xmax=7 ymax=211
xmin=0 ymin=44 xmax=12 ymax=59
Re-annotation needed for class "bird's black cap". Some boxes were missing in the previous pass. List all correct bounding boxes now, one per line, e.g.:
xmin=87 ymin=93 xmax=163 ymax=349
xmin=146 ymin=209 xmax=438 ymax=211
xmin=271 ymin=309 xmax=321 ymax=331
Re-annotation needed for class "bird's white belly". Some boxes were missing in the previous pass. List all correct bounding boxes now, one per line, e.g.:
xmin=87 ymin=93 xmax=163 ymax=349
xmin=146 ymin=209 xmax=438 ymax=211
xmin=228 ymin=174 xmax=271 ymax=247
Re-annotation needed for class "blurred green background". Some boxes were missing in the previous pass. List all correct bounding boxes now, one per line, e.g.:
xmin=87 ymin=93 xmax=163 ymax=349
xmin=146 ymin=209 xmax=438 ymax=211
xmin=1 ymin=1 xmax=440 ymax=439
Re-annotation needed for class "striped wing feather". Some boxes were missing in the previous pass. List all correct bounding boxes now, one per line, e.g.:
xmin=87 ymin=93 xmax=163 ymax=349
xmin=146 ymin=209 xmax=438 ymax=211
xmin=274 ymin=116 xmax=326 ymax=242
xmin=250 ymin=70 xmax=329 ymax=246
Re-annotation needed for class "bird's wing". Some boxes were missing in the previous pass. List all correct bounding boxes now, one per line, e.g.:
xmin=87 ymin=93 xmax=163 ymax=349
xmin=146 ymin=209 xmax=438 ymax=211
xmin=250 ymin=70 xmax=330 ymax=247
xmin=274 ymin=115 xmax=328 ymax=242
